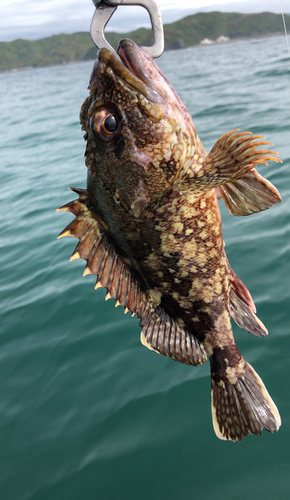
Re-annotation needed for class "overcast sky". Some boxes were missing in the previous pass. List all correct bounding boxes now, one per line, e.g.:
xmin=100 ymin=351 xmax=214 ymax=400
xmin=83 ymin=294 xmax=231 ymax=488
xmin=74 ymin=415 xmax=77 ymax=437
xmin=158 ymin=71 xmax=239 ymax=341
xmin=0 ymin=0 xmax=286 ymax=42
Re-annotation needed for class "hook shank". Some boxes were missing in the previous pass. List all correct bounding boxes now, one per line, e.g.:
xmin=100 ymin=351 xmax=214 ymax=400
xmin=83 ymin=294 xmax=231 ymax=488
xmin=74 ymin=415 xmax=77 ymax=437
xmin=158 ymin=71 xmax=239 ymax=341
xmin=90 ymin=0 xmax=164 ymax=59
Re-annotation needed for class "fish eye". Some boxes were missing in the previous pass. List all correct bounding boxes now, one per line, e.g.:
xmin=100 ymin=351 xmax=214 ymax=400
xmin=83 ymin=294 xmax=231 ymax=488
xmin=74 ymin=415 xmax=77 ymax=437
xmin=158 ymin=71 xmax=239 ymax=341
xmin=90 ymin=108 xmax=121 ymax=142
xmin=104 ymin=114 xmax=118 ymax=133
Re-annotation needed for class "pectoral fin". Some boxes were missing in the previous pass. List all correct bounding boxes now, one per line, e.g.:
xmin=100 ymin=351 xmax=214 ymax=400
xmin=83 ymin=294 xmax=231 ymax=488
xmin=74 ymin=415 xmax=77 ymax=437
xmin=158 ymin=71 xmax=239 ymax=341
xmin=177 ymin=129 xmax=281 ymax=194
xmin=216 ymin=168 xmax=282 ymax=216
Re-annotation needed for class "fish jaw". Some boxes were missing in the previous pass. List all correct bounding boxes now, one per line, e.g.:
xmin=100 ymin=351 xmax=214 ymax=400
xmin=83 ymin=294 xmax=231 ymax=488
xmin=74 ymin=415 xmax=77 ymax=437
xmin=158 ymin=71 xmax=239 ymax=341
xmin=80 ymin=40 xmax=197 ymax=218
xmin=116 ymin=39 xmax=197 ymax=177
xmin=117 ymin=39 xmax=193 ymax=129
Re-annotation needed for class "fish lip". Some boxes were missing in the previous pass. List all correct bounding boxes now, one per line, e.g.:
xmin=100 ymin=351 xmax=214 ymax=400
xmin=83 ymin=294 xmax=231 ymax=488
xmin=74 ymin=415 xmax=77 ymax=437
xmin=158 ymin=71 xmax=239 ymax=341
xmin=117 ymin=39 xmax=155 ymax=90
xmin=97 ymin=39 xmax=165 ymax=105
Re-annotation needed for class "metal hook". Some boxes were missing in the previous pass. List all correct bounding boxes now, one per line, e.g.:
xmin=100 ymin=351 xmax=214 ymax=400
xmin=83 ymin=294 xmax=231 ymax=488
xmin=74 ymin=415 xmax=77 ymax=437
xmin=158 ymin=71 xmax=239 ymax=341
xmin=90 ymin=0 xmax=164 ymax=59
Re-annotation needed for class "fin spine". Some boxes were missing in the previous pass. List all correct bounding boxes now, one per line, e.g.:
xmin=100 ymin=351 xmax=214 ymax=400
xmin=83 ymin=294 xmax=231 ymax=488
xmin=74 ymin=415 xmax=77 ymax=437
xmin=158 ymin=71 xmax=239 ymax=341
xmin=57 ymin=189 xmax=207 ymax=366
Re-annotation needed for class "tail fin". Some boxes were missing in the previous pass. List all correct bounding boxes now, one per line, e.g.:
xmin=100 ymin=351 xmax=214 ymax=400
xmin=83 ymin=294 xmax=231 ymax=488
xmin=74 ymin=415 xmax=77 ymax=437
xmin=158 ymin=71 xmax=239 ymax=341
xmin=211 ymin=358 xmax=281 ymax=441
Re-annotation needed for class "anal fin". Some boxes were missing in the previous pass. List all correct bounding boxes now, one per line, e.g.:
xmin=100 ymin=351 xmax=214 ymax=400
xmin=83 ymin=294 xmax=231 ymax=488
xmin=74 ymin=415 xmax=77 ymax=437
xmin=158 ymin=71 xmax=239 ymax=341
xmin=229 ymin=270 xmax=268 ymax=337
xmin=216 ymin=168 xmax=282 ymax=216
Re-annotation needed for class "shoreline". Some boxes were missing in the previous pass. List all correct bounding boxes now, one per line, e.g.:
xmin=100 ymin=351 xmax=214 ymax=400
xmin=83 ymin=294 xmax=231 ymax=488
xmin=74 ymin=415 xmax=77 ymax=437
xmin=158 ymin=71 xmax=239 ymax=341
xmin=198 ymin=30 xmax=288 ymax=47
xmin=1 ymin=31 xmax=287 ymax=74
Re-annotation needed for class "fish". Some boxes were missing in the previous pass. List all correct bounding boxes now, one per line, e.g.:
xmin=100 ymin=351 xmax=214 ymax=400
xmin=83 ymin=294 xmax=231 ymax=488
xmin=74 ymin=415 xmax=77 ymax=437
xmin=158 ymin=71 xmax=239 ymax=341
xmin=57 ymin=38 xmax=282 ymax=441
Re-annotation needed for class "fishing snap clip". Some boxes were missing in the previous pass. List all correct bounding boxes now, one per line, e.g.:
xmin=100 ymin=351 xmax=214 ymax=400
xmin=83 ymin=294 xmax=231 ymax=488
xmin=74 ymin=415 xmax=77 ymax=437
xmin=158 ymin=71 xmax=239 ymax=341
xmin=90 ymin=0 xmax=164 ymax=59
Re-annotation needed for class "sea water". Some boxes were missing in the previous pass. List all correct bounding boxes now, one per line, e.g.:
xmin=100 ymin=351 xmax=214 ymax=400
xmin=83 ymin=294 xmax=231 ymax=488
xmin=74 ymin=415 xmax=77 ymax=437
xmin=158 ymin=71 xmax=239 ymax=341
xmin=0 ymin=35 xmax=289 ymax=500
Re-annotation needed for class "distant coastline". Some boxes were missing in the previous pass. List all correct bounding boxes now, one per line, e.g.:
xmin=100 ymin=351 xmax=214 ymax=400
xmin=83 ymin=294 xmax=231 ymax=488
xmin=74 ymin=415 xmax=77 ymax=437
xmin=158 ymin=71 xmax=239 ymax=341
xmin=198 ymin=30 xmax=286 ymax=46
xmin=1 ymin=11 xmax=289 ymax=73
xmin=2 ymin=31 xmax=286 ymax=75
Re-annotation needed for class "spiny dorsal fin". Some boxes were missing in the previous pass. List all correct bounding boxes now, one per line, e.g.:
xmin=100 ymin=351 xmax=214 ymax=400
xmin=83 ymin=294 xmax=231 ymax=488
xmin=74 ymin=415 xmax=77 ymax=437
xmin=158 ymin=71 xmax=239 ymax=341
xmin=229 ymin=269 xmax=268 ymax=337
xmin=57 ymin=188 xmax=148 ymax=319
xmin=57 ymin=188 xmax=207 ymax=366
xmin=216 ymin=168 xmax=282 ymax=216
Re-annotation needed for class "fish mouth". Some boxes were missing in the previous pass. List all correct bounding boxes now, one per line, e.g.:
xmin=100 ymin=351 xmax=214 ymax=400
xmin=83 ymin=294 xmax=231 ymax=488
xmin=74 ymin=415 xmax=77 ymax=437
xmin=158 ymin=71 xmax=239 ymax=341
xmin=117 ymin=39 xmax=155 ymax=90
xmin=97 ymin=39 xmax=166 ymax=107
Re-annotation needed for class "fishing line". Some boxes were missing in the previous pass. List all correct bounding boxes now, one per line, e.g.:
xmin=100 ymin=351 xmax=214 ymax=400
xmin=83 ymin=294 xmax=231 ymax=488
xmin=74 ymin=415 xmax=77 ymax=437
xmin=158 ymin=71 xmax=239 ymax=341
xmin=278 ymin=0 xmax=290 ymax=58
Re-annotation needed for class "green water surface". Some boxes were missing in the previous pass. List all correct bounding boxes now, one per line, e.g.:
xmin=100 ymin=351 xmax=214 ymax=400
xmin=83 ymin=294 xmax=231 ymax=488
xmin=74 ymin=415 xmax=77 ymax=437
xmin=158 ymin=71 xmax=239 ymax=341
xmin=0 ymin=36 xmax=289 ymax=500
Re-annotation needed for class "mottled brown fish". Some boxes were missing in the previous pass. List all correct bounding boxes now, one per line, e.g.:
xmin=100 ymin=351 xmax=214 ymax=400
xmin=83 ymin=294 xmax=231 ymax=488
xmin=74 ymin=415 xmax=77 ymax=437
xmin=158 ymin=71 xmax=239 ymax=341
xmin=57 ymin=39 xmax=282 ymax=441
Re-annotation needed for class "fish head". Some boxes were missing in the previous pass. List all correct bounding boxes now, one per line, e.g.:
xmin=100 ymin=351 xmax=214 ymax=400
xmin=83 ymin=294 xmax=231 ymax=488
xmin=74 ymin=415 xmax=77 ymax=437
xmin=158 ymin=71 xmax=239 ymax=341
xmin=81 ymin=39 xmax=196 ymax=217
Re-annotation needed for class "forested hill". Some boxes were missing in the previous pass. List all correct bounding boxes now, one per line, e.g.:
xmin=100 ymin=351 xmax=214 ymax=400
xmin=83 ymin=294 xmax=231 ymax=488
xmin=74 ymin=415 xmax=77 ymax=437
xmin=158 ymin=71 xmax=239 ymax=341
xmin=1 ymin=11 xmax=288 ymax=72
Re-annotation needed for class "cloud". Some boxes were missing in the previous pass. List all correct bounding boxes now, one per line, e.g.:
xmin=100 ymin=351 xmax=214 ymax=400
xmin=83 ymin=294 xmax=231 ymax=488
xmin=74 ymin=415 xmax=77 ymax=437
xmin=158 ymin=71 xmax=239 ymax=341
xmin=0 ymin=0 xmax=284 ymax=42
xmin=0 ymin=0 xmax=94 ymax=40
